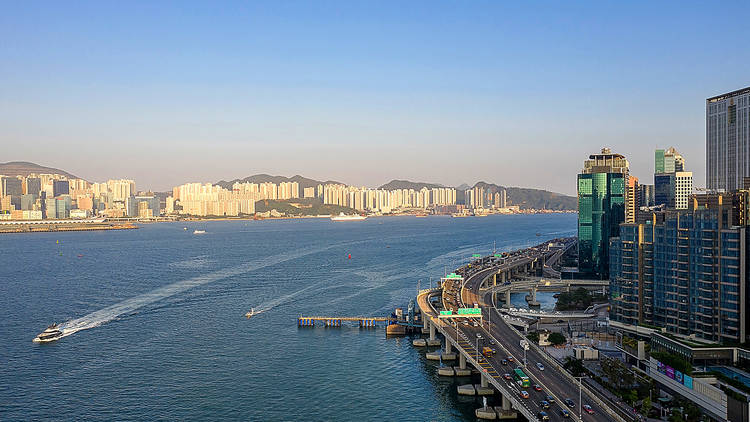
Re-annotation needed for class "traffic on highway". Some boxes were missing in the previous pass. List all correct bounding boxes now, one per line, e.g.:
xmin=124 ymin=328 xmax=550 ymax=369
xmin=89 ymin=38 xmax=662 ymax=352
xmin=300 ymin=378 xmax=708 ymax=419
xmin=435 ymin=238 xmax=623 ymax=422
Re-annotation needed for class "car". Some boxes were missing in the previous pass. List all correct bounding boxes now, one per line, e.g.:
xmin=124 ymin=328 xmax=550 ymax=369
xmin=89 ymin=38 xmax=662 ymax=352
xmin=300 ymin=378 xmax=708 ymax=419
xmin=536 ymin=362 xmax=545 ymax=371
xmin=507 ymin=356 xmax=514 ymax=362
xmin=472 ymin=321 xmax=478 ymax=327
xmin=463 ymin=321 xmax=470 ymax=326
xmin=501 ymin=359 xmax=508 ymax=365
xmin=476 ymin=333 xmax=482 ymax=339
xmin=540 ymin=400 xmax=550 ymax=409
xmin=560 ymin=409 xmax=571 ymax=418
xmin=564 ymin=398 xmax=575 ymax=408
xmin=533 ymin=384 xmax=542 ymax=392
xmin=545 ymin=395 xmax=555 ymax=403
xmin=519 ymin=390 xmax=529 ymax=399
xmin=489 ymin=339 xmax=495 ymax=345
xmin=583 ymin=404 xmax=594 ymax=414
xmin=503 ymin=373 xmax=512 ymax=381
xmin=538 ymin=411 xmax=550 ymax=421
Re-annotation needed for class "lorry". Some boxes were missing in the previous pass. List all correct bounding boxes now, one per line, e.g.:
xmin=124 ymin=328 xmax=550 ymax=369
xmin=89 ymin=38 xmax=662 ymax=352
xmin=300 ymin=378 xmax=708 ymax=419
xmin=482 ymin=346 xmax=495 ymax=357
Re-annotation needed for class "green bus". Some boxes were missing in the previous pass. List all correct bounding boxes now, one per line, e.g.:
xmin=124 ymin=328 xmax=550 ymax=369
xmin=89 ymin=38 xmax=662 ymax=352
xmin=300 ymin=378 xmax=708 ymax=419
xmin=513 ymin=368 xmax=530 ymax=388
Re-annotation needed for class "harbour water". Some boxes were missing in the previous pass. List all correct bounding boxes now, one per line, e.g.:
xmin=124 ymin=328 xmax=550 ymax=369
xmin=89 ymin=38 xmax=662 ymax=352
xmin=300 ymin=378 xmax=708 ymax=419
xmin=0 ymin=214 xmax=576 ymax=421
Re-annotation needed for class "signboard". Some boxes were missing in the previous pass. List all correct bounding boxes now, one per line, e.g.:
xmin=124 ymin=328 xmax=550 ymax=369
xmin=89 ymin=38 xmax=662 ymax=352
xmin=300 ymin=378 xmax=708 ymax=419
xmin=683 ymin=375 xmax=693 ymax=389
xmin=444 ymin=273 xmax=462 ymax=280
xmin=457 ymin=307 xmax=481 ymax=315
xmin=472 ymin=254 xmax=481 ymax=258
xmin=494 ymin=254 xmax=502 ymax=257
xmin=666 ymin=366 xmax=675 ymax=380
xmin=440 ymin=310 xmax=453 ymax=316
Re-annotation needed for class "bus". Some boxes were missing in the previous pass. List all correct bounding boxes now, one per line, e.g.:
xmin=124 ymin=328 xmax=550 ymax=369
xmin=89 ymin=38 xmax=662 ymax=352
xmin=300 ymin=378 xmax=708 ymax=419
xmin=513 ymin=368 xmax=530 ymax=388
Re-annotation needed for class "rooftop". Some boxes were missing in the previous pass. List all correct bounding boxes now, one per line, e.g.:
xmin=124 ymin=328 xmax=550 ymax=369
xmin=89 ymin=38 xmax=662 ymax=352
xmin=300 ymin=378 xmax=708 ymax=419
xmin=707 ymin=86 xmax=750 ymax=103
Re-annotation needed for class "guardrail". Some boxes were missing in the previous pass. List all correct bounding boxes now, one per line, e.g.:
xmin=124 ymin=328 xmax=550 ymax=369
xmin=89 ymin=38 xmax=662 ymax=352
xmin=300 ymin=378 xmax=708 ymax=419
xmin=486 ymin=288 xmax=628 ymax=422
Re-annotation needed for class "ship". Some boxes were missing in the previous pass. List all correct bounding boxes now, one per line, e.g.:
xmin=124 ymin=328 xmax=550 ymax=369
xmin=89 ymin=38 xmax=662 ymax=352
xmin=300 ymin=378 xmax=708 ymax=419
xmin=245 ymin=308 xmax=257 ymax=318
xmin=33 ymin=323 xmax=63 ymax=343
xmin=193 ymin=230 xmax=206 ymax=234
xmin=331 ymin=213 xmax=366 ymax=221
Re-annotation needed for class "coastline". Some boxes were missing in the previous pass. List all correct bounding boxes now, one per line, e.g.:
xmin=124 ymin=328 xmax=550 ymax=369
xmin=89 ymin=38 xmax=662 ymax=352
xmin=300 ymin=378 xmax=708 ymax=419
xmin=0 ymin=222 xmax=138 ymax=234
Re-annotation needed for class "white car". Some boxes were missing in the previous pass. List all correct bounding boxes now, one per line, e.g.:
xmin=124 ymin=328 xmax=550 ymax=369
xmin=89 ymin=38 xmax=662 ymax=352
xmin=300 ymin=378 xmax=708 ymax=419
xmin=537 ymin=362 xmax=545 ymax=371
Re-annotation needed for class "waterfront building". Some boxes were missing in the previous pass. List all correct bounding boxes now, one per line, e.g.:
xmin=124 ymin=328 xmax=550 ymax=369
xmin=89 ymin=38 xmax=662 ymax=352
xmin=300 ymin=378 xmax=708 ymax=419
xmin=303 ymin=187 xmax=315 ymax=198
xmin=610 ymin=191 xmax=750 ymax=343
xmin=577 ymin=148 xmax=629 ymax=279
xmin=707 ymin=87 xmax=750 ymax=192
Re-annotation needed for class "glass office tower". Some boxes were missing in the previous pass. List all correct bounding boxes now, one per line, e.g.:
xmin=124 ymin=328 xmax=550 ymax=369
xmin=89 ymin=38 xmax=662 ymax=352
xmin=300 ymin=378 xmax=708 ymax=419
xmin=578 ymin=148 xmax=629 ymax=279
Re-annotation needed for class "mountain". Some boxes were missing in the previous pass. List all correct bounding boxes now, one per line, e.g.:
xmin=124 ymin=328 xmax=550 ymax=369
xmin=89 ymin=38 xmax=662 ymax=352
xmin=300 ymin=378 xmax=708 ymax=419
xmin=378 ymin=179 xmax=446 ymax=191
xmin=216 ymin=174 xmax=344 ymax=190
xmin=473 ymin=181 xmax=576 ymax=210
xmin=0 ymin=161 xmax=81 ymax=180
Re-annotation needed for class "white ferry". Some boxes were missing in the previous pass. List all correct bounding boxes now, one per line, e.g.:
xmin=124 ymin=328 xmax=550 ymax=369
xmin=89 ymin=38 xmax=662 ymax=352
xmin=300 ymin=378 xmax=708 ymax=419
xmin=331 ymin=213 xmax=366 ymax=221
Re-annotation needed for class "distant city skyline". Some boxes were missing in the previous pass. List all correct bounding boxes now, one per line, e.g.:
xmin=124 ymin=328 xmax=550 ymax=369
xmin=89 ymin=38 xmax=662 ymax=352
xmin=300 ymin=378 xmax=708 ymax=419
xmin=3 ymin=2 xmax=750 ymax=195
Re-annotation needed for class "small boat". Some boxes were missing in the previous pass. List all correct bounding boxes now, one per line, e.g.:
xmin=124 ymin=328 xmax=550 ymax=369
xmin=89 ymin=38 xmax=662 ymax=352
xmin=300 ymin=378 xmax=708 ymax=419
xmin=33 ymin=323 xmax=63 ymax=343
xmin=536 ymin=233 xmax=541 ymax=236
xmin=183 ymin=227 xmax=188 ymax=230
xmin=193 ymin=230 xmax=206 ymax=234
xmin=331 ymin=213 xmax=366 ymax=221
xmin=245 ymin=308 xmax=257 ymax=318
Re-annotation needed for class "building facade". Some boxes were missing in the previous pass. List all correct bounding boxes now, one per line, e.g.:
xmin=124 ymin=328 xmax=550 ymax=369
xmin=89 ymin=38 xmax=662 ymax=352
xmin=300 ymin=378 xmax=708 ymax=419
xmin=578 ymin=148 xmax=629 ymax=279
xmin=610 ymin=192 xmax=750 ymax=344
xmin=707 ymin=87 xmax=750 ymax=192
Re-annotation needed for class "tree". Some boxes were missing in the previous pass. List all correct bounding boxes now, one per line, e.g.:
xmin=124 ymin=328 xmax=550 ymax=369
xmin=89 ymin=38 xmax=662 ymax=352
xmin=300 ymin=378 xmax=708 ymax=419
xmin=641 ymin=397 xmax=652 ymax=416
xmin=563 ymin=356 xmax=586 ymax=377
xmin=527 ymin=332 xmax=540 ymax=343
xmin=548 ymin=332 xmax=566 ymax=346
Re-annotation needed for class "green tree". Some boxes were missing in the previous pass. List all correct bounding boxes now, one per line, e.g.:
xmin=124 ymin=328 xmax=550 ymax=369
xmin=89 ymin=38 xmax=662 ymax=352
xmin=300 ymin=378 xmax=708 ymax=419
xmin=563 ymin=356 xmax=585 ymax=377
xmin=548 ymin=332 xmax=566 ymax=346
xmin=641 ymin=397 xmax=652 ymax=416
xmin=527 ymin=332 xmax=539 ymax=343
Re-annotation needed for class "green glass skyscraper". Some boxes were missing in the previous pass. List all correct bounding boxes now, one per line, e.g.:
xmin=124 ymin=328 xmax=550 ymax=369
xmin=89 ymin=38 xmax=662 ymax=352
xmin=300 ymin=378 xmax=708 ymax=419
xmin=577 ymin=148 xmax=629 ymax=279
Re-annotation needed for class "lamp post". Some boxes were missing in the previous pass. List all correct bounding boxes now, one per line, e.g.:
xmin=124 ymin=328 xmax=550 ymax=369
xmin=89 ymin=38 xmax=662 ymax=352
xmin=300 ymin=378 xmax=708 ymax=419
xmin=574 ymin=376 xmax=582 ymax=421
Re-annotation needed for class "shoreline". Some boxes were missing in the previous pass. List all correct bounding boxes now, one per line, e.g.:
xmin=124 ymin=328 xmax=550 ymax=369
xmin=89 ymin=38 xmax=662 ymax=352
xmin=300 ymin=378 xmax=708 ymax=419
xmin=0 ymin=223 xmax=138 ymax=234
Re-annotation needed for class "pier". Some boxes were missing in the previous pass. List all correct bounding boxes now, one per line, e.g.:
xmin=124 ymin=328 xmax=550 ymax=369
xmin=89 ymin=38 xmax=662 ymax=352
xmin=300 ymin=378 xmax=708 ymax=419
xmin=298 ymin=316 xmax=395 ymax=327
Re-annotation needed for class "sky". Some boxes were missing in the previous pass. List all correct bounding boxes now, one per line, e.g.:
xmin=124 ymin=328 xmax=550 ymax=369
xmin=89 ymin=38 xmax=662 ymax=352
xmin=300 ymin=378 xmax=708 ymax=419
xmin=2 ymin=1 xmax=750 ymax=195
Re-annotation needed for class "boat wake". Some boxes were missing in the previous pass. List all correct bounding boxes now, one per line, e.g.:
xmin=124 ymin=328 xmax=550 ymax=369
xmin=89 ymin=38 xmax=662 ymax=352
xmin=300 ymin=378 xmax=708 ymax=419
xmin=57 ymin=244 xmax=342 ymax=339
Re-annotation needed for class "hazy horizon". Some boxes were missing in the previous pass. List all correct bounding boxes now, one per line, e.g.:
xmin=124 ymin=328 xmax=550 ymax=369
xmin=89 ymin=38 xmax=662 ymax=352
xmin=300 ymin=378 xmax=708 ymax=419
xmin=3 ymin=2 xmax=750 ymax=195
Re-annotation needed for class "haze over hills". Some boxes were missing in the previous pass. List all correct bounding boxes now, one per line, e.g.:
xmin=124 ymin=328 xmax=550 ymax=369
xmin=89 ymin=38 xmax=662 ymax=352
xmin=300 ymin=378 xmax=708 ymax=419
xmin=0 ymin=161 xmax=81 ymax=180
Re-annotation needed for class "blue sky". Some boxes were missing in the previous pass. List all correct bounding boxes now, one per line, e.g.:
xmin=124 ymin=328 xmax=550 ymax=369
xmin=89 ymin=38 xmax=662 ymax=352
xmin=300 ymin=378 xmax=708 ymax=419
xmin=2 ymin=1 xmax=749 ymax=194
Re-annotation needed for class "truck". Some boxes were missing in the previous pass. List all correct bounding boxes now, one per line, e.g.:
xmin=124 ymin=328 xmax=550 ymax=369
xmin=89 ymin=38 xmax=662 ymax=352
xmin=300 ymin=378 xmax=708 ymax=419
xmin=482 ymin=346 xmax=495 ymax=357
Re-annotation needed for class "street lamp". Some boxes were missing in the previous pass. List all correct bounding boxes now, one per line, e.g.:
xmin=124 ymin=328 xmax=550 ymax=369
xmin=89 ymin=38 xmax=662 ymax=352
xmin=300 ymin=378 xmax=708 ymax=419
xmin=574 ymin=376 xmax=582 ymax=421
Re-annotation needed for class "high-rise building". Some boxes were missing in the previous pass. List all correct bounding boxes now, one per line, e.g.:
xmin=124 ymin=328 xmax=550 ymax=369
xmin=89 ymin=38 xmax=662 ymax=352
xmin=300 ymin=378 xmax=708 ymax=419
xmin=639 ymin=184 xmax=654 ymax=208
xmin=653 ymin=147 xmax=690 ymax=209
xmin=610 ymin=191 xmax=750 ymax=343
xmin=707 ymin=87 xmax=750 ymax=192
xmin=52 ymin=180 xmax=69 ymax=197
xmin=577 ymin=148 xmax=629 ymax=279
xmin=1 ymin=176 xmax=23 ymax=197
xmin=25 ymin=177 xmax=41 ymax=196
xmin=675 ymin=171 xmax=693 ymax=210
xmin=654 ymin=173 xmax=675 ymax=208
xmin=626 ymin=176 xmax=639 ymax=223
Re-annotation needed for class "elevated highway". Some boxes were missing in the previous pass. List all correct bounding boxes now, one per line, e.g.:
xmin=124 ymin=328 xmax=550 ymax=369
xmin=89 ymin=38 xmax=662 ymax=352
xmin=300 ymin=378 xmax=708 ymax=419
xmin=417 ymin=238 xmax=629 ymax=422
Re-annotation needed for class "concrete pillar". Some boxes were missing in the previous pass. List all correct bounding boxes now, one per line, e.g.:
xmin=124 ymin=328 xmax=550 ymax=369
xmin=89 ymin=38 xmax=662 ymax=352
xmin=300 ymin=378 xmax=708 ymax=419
xmin=423 ymin=316 xmax=429 ymax=330
xmin=505 ymin=290 xmax=511 ymax=306
xmin=481 ymin=374 xmax=489 ymax=388
xmin=429 ymin=320 xmax=436 ymax=341
xmin=459 ymin=352 xmax=467 ymax=369
xmin=502 ymin=394 xmax=512 ymax=410
xmin=531 ymin=287 xmax=537 ymax=303
xmin=446 ymin=339 xmax=453 ymax=354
